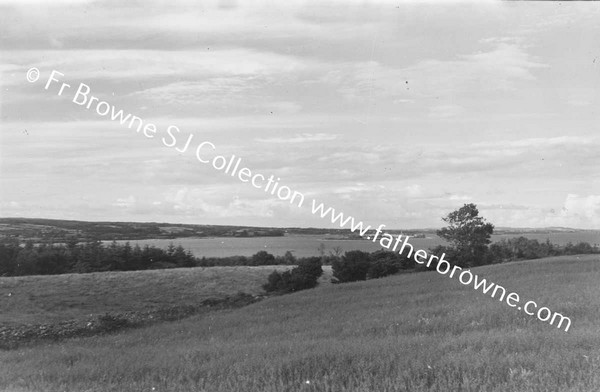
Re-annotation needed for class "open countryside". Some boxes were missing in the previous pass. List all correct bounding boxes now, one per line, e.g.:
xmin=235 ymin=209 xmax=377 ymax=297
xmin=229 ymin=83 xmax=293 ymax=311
xmin=1 ymin=254 xmax=600 ymax=391
xmin=2 ymin=1 xmax=600 ymax=391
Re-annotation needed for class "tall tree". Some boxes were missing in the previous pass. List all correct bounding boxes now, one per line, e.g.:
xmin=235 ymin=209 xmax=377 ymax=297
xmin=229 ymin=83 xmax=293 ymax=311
xmin=437 ymin=203 xmax=494 ymax=267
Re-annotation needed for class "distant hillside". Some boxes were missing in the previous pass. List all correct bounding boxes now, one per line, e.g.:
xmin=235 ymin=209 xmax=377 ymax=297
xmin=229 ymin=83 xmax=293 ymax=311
xmin=0 ymin=217 xmax=593 ymax=243
xmin=0 ymin=218 xmax=286 ymax=242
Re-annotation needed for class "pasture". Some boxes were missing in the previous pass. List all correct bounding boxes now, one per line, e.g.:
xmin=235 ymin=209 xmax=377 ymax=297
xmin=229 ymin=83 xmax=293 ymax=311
xmin=1 ymin=255 xmax=599 ymax=391
xmin=0 ymin=266 xmax=301 ymax=326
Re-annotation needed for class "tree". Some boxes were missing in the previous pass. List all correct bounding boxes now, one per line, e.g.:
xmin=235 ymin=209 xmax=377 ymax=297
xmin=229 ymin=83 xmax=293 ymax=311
xmin=251 ymin=250 xmax=276 ymax=266
xmin=282 ymin=250 xmax=296 ymax=265
xmin=331 ymin=250 xmax=371 ymax=283
xmin=437 ymin=203 xmax=494 ymax=267
xmin=367 ymin=250 xmax=400 ymax=279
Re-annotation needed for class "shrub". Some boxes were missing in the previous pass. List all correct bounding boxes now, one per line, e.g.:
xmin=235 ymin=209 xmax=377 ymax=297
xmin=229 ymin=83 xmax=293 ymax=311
xmin=251 ymin=250 xmax=276 ymax=266
xmin=262 ymin=257 xmax=323 ymax=293
xmin=332 ymin=250 xmax=370 ymax=283
xmin=367 ymin=250 xmax=400 ymax=279
xmin=565 ymin=242 xmax=597 ymax=255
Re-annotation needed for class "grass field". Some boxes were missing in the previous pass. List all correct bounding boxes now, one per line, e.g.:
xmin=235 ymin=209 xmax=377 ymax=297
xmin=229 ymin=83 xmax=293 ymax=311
xmin=1 ymin=255 xmax=599 ymax=391
xmin=0 ymin=266 xmax=316 ymax=325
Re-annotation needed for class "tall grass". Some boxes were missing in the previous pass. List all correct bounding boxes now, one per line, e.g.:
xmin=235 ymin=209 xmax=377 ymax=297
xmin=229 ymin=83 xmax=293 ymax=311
xmin=0 ymin=266 xmax=292 ymax=325
xmin=1 ymin=255 xmax=599 ymax=391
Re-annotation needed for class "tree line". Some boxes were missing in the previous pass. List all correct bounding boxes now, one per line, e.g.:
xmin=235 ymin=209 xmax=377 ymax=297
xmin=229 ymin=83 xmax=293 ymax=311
xmin=328 ymin=204 xmax=598 ymax=285
xmin=0 ymin=240 xmax=198 ymax=276
xmin=0 ymin=240 xmax=332 ymax=277
xmin=0 ymin=204 xmax=597 ymax=279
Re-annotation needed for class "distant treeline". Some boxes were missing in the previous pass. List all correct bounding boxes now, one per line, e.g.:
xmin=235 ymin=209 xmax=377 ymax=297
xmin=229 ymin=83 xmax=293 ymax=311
xmin=488 ymin=237 xmax=598 ymax=262
xmin=0 ymin=236 xmax=597 ymax=277
xmin=0 ymin=240 xmax=325 ymax=277
xmin=0 ymin=240 xmax=198 ymax=276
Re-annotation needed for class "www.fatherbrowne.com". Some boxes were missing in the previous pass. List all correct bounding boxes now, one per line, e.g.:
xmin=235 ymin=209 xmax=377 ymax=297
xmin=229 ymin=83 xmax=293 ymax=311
xmin=310 ymin=205 xmax=572 ymax=333
xmin=35 ymin=69 xmax=572 ymax=333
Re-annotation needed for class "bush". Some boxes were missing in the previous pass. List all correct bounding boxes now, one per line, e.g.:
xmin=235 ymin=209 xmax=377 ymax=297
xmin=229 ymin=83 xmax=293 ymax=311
xmin=565 ymin=242 xmax=597 ymax=255
xmin=332 ymin=250 xmax=371 ymax=283
xmin=250 ymin=250 xmax=276 ymax=266
xmin=367 ymin=250 xmax=400 ymax=279
xmin=262 ymin=257 xmax=323 ymax=293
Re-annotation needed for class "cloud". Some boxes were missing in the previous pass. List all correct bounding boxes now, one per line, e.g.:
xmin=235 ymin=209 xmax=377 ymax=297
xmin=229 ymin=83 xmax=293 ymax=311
xmin=1 ymin=48 xmax=312 ymax=86
xmin=160 ymin=186 xmax=304 ymax=220
xmin=428 ymin=104 xmax=465 ymax=119
xmin=404 ymin=43 xmax=547 ymax=95
xmin=479 ymin=194 xmax=600 ymax=230
xmin=404 ymin=184 xmax=423 ymax=198
xmin=310 ymin=41 xmax=548 ymax=114
xmin=1 ymin=2 xmax=598 ymax=230
xmin=113 ymin=195 xmax=136 ymax=208
xmin=255 ymin=133 xmax=337 ymax=144
xmin=563 ymin=194 xmax=600 ymax=225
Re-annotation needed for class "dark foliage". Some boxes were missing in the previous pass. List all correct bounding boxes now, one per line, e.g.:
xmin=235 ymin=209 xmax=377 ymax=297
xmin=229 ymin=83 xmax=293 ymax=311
xmin=0 ymin=240 xmax=196 ymax=276
xmin=250 ymin=250 xmax=277 ymax=266
xmin=367 ymin=250 xmax=405 ymax=279
xmin=486 ymin=237 xmax=598 ymax=263
xmin=262 ymin=257 xmax=323 ymax=293
xmin=331 ymin=250 xmax=371 ymax=283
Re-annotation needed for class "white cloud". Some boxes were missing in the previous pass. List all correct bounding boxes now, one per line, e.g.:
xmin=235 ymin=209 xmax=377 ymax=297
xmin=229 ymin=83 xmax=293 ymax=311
xmin=428 ymin=104 xmax=464 ymax=119
xmin=563 ymin=194 xmax=600 ymax=225
xmin=1 ymin=49 xmax=313 ymax=86
xmin=256 ymin=133 xmax=337 ymax=144
xmin=113 ymin=195 xmax=136 ymax=208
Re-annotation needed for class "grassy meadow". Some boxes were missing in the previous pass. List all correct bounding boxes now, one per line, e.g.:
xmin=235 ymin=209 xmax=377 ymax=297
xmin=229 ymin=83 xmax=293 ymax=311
xmin=1 ymin=255 xmax=600 ymax=391
xmin=0 ymin=266 xmax=310 ymax=325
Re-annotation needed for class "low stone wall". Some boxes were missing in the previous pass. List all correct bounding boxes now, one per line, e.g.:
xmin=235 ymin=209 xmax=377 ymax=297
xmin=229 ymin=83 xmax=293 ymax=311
xmin=0 ymin=292 xmax=263 ymax=350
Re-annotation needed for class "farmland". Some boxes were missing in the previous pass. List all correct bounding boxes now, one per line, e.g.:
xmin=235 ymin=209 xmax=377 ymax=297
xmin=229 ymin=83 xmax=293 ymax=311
xmin=0 ymin=266 xmax=308 ymax=326
xmin=1 ymin=254 xmax=599 ymax=391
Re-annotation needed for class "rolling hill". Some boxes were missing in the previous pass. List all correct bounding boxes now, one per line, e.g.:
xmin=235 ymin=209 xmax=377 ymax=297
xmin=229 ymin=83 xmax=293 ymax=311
xmin=1 ymin=254 xmax=599 ymax=391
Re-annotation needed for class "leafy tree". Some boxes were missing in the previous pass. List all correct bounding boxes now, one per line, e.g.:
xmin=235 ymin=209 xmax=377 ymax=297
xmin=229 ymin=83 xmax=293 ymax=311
xmin=250 ymin=250 xmax=276 ymax=266
xmin=367 ymin=250 xmax=400 ymax=279
xmin=282 ymin=250 xmax=296 ymax=265
xmin=437 ymin=203 xmax=494 ymax=267
xmin=331 ymin=250 xmax=371 ymax=283
xmin=294 ymin=256 xmax=323 ymax=281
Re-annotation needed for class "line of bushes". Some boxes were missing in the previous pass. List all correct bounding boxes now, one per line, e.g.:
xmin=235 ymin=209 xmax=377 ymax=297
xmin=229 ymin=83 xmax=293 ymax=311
xmin=328 ymin=239 xmax=599 ymax=284
xmin=0 ymin=236 xmax=597 ymax=278
xmin=262 ymin=257 xmax=323 ymax=294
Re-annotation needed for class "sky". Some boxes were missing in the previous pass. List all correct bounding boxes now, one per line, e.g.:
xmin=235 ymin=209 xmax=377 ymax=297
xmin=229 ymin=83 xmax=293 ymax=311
xmin=1 ymin=0 xmax=599 ymax=230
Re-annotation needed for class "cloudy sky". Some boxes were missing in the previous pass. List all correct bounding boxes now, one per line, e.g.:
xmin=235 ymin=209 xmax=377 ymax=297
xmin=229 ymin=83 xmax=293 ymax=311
xmin=1 ymin=0 xmax=599 ymax=230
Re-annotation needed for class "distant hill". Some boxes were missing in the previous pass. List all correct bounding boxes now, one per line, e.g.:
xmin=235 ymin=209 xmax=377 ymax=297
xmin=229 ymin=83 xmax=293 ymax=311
xmin=0 ymin=217 xmax=594 ymax=243
xmin=0 ymin=218 xmax=286 ymax=243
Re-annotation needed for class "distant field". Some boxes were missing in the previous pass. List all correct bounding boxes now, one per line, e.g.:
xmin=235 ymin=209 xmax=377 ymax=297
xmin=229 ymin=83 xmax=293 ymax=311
xmin=1 ymin=255 xmax=599 ymax=392
xmin=0 ymin=266 xmax=328 ymax=326
xmin=112 ymin=232 xmax=600 ymax=258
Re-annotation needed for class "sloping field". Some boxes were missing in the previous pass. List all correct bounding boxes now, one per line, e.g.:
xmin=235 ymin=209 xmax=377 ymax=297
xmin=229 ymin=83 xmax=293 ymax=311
xmin=1 ymin=255 xmax=599 ymax=392
xmin=0 ymin=266 xmax=298 ymax=325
